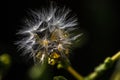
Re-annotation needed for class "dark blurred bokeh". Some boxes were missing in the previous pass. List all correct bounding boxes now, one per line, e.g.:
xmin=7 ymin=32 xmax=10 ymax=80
xmin=3 ymin=0 xmax=120 ymax=80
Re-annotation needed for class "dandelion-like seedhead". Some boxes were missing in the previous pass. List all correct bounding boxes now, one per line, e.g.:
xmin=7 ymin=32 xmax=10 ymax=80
xmin=17 ymin=5 xmax=81 ymax=65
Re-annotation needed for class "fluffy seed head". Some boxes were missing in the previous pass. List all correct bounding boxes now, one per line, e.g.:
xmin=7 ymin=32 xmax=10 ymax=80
xmin=17 ymin=5 xmax=82 ymax=65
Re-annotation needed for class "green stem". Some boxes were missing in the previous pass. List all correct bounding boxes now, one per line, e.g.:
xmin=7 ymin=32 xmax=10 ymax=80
xmin=111 ymin=51 xmax=120 ymax=61
xmin=85 ymin=51 xmax=120 ymax=80
xmin=58 ymin=51 xmax=120 ymax=80
xmin=66 ymin=66 xmax=84 ymax=80
xmin=57 ymin=59 xmax=84 ymax=80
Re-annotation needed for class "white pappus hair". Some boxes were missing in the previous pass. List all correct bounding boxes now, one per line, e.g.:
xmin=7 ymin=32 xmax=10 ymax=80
xmin=17 ymin=4 xmax=82 ymax=64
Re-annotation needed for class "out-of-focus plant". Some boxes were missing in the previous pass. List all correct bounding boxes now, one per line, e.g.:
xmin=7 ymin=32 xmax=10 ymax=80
xmin=53 ymin=76 xmax=67 ymax=80
xmin=110 ymin=59 xmax=120 ymax=80
xmin=28 ymin=59 xmax=50 ymax=80
xmin=85 ymin=51 xmax=120 ymax=80
xmin=0 ymin=53 xmax=11 ymax=80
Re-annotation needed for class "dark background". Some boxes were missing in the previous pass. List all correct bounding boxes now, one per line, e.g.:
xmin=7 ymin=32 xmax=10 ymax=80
xmin=1 ymin=0 xmax=120 ymax=80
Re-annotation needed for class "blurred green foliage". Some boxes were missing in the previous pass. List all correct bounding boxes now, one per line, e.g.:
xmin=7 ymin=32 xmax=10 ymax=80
xmin=29 ymin=63 xmax=47 ymax=80
xmin=28 ymin=59 xmax=53 ymax=80
xmin=0 ymin=53 xmax=11 ymax=80
xmin=53 ymin=76 xmax=67 ymax=80
xmin=110 ymin=59 xmax=120 ymax=80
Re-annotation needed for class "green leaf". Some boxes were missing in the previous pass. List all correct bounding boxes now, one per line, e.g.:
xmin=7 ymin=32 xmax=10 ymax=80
xmin=53 ymin=76 xmax=67 ymax=80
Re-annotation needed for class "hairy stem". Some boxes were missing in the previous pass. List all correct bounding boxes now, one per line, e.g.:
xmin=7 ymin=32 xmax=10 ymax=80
xmin=58 ymin=59 xmax=84 ymax=80
xmin=111 ymin=51 xmax=120 ymax=61
xmin=85 ymin=51 xmax=120 ymax=80
xmin=66 ymin=66 xmax=84 ymax=80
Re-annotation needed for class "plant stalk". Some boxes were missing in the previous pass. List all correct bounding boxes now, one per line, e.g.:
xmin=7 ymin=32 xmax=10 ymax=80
xmin=66 ymin=66 xmax=84 ymax=80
